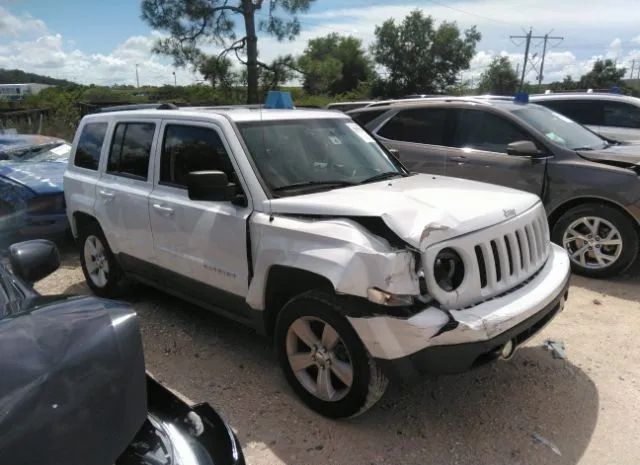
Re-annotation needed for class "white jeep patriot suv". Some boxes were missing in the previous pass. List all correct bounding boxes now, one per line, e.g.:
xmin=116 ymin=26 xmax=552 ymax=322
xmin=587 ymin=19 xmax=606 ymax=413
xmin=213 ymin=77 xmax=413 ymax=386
xmin=64 ymin=104 xmax=570 ymax=418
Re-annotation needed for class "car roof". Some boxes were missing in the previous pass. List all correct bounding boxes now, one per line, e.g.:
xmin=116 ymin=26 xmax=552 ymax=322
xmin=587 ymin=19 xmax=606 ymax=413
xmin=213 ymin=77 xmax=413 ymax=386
xmin=81 ymin=106 xmax=350 ymax=123
xmin=530 ymin=92 xmax=640 ymax=104
xmin=349 ymin=96 xmax=528 ymax=113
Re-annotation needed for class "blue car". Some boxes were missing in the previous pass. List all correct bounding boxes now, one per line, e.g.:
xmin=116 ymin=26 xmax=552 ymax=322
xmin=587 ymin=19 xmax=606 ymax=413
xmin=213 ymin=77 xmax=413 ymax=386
xmin=0 ymin=134 xmax=70 ymax=238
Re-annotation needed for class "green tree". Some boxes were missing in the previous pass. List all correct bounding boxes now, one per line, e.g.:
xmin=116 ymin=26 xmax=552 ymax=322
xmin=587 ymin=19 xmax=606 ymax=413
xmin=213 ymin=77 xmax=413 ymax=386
xmin=141 ymin=0 xmax=315 ymax=104
xmin=477 ymin=56 xmax=518 ymax=95
xmin=579 ymin=59 xmax=626 ymax=89
xmin=298 ymin=34 xmax=373 ymax=95
xmin=370 ymin=10 xmax=480 ymax=97
xmin=199 ymin=55 xmax=236 ymax=90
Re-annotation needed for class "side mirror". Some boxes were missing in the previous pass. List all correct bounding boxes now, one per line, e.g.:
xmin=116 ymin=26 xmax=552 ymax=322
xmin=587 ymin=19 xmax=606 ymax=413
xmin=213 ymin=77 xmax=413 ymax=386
xmin=187 ymin=171 xmax=236 ymax=202
xmin=9 ymin=240 xmax=60 ymax=283
xmin=507 ymin=140 xmax=543 ymax=157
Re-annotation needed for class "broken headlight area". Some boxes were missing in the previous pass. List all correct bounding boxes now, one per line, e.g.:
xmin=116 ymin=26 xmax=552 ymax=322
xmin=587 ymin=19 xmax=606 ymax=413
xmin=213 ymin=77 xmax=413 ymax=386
xmin=433 ymin=248 xmax=465 ymax=292
xmin=367 ymin=287 xmax=414 ymax=306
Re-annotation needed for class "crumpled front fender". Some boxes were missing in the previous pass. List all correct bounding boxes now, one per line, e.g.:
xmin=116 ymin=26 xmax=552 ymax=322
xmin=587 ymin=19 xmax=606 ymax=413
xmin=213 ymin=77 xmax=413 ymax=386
xmin=246 ymin=213 xmax=420 ymax=310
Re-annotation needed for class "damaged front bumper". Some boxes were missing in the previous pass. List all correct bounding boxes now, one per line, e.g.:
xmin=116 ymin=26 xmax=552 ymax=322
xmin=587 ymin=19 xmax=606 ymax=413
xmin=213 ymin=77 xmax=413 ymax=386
xmin=348 ymin=244 xmax=570 ymax=377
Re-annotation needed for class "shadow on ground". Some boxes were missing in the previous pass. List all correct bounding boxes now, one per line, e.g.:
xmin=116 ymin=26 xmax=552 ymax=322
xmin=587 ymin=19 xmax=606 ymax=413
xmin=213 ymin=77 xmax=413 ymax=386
xmin=570 ymin=255 xmax=640 ymax=301
xmin=105 ymin=283 xmax=599 ymax=465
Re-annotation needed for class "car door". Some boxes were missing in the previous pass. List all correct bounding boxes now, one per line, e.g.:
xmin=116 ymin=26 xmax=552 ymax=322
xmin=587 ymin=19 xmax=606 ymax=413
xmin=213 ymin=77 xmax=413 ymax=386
xmin=601 ymin=100 xmax=640 ymax=142
xmin=94 ymin=119 xmax=158 ymax=263
xmin=373 ymin=108 xmax=455 ymax=175
xmin=148 ymin=119 xmax=251 ymax=304
xmin=445 ymin=108 xmax=546 ymax=195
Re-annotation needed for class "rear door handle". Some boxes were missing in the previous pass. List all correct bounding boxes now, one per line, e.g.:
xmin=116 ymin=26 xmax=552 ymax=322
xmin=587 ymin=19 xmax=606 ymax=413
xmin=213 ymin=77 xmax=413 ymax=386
xmin=450 ymin=156 xmax=467 ymax=163
xmin=152 ymin=203 xmax=175 ymax=216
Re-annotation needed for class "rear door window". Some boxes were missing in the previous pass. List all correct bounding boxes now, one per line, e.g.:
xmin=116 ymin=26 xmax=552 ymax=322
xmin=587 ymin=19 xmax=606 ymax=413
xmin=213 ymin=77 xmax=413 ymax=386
xmin=350 ymin=110 xmax=386 ymax=127
xmin=159 ymin=125 xmax=234 ymax=188
xmin=107 ymin=122 xmax=155 ymax=180
xmin=453 ymin=109 xmax=533 ymax=154
xmin=538 ymin=100 xmax=603 ymax=125
xmin=74 ymin=122 xmax=108 ymax=170
xmin=377 ymin=108 xmax=451 ymax=146
xmin=602 ymin=101 xmax=640 ymax=128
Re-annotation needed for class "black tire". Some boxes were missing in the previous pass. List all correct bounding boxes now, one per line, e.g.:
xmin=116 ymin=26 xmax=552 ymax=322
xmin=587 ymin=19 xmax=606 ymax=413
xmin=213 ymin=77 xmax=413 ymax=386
xmin=552 ymin=203 xmax=638 ymax=278
xmin=78 ymin=222 xmax=123 ymax=297
xmin=275 ymin=290 xmax=388 ymax=418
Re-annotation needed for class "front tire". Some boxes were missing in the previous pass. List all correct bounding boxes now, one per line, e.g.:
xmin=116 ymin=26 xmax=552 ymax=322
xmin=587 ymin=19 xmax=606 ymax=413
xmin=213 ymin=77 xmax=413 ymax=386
xmin=275 ymin=290 xmax=388 ymax=418
xmin=552 ymin=203 xmax=638 ymax=278
xmin=79 ymin=223 xmax=123 ymax=297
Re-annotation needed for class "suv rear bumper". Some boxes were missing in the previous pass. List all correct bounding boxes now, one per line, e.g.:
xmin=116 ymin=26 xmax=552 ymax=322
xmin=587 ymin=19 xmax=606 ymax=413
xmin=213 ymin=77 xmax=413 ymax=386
xmin=347 ymin=244 xmax=570 ymax=376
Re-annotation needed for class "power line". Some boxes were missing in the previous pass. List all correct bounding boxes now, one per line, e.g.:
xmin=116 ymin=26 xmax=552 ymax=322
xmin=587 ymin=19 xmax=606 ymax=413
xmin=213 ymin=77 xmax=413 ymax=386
xmin=510 ymin=28 xmax=564 ymax=89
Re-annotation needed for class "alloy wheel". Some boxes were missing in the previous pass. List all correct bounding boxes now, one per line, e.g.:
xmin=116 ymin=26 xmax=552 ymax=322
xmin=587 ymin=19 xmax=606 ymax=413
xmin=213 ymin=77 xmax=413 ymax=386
xmin=83 ymin=234 xmax=110 ymax=287
xmin=286 ymin=316 xmax=354 ymax=402
xmin=562 ymin=216 xmax=623 ymax=269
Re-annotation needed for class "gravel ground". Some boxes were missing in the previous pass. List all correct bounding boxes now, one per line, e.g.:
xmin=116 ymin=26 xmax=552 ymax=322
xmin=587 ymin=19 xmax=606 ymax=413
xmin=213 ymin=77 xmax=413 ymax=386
xmin=36 ymin=240 xmax=640 ymax=465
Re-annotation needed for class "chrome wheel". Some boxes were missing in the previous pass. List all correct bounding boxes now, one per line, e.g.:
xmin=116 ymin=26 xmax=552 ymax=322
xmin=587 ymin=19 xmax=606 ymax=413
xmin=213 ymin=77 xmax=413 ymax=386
xmin=83 ymin=234 xmax=110 ymax=288
xmin=562 ymin=216 xmax=622 ymax=269
xmin=286 ymin=316 xmax=353 ymax=402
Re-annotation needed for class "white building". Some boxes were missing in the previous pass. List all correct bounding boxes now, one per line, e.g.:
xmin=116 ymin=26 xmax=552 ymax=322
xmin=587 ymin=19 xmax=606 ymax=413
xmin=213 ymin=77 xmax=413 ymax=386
xmin=0 ymin=83 xmax=53 ymax=101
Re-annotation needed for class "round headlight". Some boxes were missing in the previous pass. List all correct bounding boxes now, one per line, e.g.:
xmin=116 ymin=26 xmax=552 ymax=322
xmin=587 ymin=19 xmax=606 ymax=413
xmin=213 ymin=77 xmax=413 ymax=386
xmin=433 ymin=248 xmax=465 ymax=292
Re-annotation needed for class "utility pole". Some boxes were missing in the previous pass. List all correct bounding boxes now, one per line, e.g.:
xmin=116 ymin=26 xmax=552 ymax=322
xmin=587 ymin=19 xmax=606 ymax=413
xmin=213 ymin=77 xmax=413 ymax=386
xmin=631 ymin=60 xmax=637 ymax=80
xmin=511 ymin=28 xmax=532 ymax=91
xmin=511 ymin=28 xmax=563 ymax=91
xmin=135 ymin=64 xmax=140 ymax=88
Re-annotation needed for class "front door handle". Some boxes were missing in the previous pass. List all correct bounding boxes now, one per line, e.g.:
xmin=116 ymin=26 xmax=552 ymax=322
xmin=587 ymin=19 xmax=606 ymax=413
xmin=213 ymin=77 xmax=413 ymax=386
xmin=99 ymin=190 xmax=115 ymax=202
xmin=449 ymin=156 xmax=467 ymax=164
xmin=152 ymin=203 xmax=175 ymax=216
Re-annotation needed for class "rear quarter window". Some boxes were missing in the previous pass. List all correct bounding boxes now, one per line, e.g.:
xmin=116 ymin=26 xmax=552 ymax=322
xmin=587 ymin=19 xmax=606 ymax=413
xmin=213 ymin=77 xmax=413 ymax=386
xmin=74 ymin=122 xmax=108 ymax=170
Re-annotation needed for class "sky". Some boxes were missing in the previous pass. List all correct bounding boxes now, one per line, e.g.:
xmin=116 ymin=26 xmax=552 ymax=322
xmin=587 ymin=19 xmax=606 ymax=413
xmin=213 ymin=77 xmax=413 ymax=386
xmin=0 ymin=0 xmax=639 ymax=87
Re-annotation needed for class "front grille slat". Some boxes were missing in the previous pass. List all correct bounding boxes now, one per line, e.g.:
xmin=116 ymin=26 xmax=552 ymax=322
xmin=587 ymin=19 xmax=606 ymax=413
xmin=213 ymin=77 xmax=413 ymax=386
xmin=480 ymin=242 xmax=498 ymax=288
xmin=506 ymin=231 xmax=521 ymax=277
xmin=496 ymin=236 xmax=511 ymax=283
xmin=517 ymin=228 xmax=531 ymax=270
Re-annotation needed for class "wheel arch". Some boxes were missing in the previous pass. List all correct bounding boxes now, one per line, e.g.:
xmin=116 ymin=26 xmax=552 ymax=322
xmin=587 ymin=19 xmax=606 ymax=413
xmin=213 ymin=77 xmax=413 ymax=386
xmin=72 ymin=211 xmax=101 ymax=238
xmin=263 ymin=265 xmax=335 ymax=339
xmin=547 ymin=196 xmax=640 ymax=233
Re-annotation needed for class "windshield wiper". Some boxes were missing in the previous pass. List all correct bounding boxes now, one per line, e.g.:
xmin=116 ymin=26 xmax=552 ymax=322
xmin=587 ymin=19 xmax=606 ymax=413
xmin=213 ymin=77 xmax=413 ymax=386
xmin=273 ymin=180 xmax=356 ymax=193
xmin=359 ymin=171 xmax=404 ymax=184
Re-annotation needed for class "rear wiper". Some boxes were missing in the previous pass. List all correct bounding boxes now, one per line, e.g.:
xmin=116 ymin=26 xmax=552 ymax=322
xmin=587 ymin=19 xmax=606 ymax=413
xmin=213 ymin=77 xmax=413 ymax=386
xmin=273 ymin=180 xmax=356 ymax=193
xmin=359 ymin=171 xmax=404 ymax=184
xmin=572 ymin=146 xmax=595 ymax=151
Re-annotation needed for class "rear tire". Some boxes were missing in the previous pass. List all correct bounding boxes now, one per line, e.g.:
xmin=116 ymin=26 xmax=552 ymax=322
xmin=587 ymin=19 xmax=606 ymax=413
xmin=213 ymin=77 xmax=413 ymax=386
xmin=79 ymin=222 xmax=123 ymax=297
xmin=551 ymin=203 xmax=638 ymax=278
xmin=275 ymin=290 xmax=388 ymax=418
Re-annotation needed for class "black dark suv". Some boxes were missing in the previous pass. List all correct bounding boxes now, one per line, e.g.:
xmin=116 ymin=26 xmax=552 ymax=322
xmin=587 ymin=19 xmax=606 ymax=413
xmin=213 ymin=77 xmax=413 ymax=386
xmin=349 ymin=98 xmax=640 ymax=278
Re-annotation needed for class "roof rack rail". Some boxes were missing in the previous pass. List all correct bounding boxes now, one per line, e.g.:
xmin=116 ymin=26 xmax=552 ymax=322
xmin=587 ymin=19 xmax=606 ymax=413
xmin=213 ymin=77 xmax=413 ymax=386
xmin=99 ymin=103 xmax=178 ymax=113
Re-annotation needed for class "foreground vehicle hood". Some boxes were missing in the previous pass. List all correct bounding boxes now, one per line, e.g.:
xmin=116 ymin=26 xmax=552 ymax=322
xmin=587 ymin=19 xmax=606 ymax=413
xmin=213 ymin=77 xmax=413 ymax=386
xmin=268 ymin=173 xmax=540 ymax=248
xmin=0 ymin=160 xmax=65 ymax=194
xmin=0 ymin=295 xmax=147 ymax=465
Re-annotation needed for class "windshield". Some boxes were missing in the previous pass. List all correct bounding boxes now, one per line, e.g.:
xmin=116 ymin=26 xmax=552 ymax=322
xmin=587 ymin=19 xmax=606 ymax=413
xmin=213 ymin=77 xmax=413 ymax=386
xmin=512 ymin=105 xmax=607 ymax=150
xmin=237 ymin=118 xmax=403 ymax=195
xmin=0 ymin=142 xmax=71 ymax=163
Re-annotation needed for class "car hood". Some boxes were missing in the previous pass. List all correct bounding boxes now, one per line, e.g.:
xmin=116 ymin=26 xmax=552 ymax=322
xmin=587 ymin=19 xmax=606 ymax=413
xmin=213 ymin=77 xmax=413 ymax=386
xmin=268 ymin=173 xmax=541 ymax=248
xmin=0 ymin=160 xmax=65 ymax=194
xmin=577 ymin=143 xmax=640 ymax=166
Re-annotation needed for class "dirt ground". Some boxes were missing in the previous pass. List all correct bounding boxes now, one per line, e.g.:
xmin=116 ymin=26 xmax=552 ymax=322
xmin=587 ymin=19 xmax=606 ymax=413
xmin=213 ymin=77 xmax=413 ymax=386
xmin=36 ymin=241 xmax=640 ymax=465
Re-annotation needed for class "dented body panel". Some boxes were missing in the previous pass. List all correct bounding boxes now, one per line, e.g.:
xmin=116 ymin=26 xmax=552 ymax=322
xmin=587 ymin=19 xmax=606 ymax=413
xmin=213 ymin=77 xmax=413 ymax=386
xmin=246 ymin=212 xmax=419 ymax=310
